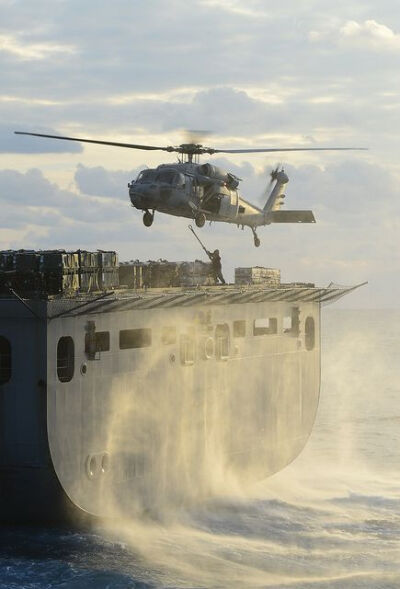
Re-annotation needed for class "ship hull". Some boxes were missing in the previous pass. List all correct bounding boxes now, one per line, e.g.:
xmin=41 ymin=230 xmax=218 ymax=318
xmin=0 ymin=292 xmax=323 ymax=522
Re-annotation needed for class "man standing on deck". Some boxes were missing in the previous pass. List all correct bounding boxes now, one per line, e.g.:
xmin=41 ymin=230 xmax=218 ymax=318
xmin=206 ymin=248 xmax=225 ymax=285
xmin=188 ymin=225 xmax=226 ymax=285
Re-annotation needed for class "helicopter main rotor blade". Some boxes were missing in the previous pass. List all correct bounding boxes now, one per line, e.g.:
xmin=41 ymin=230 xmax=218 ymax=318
xmin=211 ymin=147 xmax=368 ymax=154
xmin=14 ymin=132 xmax=368 ymax=156
xmin=14 ymin=131 xmax=174 ymax=152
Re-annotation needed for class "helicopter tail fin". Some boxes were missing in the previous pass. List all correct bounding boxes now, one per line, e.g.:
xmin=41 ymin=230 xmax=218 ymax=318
xmin=263 ymin=169 xmax=289 ymax=213
xmin=263 ymin=169 xmax=315 ymax=224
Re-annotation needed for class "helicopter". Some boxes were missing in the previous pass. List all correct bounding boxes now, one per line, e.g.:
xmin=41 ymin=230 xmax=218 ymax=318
xmin=14 ymin=131 xmax=365 ymax=247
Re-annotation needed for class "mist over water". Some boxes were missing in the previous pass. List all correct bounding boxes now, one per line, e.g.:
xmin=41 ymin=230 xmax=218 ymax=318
xmin=92 ymin=309 xmax=400 ymax=588
xmin=1 ymin=309 xmax=400 ymax=588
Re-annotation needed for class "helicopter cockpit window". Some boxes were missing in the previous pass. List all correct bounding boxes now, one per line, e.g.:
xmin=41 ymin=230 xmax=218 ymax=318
xmin=176 ymin=173 xmax=185 ymax=188
xmin=156 ymin=170 xmax=177 ymax=185
xmin=137 ymin=170 xmax=156 ymax=184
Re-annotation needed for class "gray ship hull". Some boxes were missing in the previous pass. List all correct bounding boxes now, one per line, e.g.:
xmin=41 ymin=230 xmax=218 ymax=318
xmin=0 ymin=284 xmax=358 ymax=523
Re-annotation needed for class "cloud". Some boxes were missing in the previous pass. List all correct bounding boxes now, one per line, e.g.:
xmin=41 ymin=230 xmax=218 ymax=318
xmin=310 ymin=19 xmax=400 ymax=52
xmin=74 ymin=164 xmax=141 ymax=199
xmin=0 ymin=168 xmax=73 ymax=206
xmin=340 ymin=20 xmax=400 ymax=50
xmin=200 ymin=0 xmax=268 ymax=18
xmin=0 ymin=32 xmax=77 ymax=61
xmin=0 ymin=86 xmax=375 ymax=155
xmin=0 ymin=125 xmax=83 ymax=153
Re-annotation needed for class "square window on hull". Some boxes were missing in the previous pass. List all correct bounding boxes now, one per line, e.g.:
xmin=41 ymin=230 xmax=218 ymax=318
xmin=253 ymin=318 xmax=277 ymax=336
xmin=120 ymin=328 xmax=152 ymax=349
xmin=233 ymin=320 xmax=246 ymax=338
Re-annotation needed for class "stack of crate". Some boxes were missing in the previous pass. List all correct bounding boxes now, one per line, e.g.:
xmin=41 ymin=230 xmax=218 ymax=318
xmin=97 ymin=250 xmax=119 ymax=290
xmin=179 ymin=260 xmax=215 ymax=286
xmin=0 ymin=250 xmax=14 ymax=272
xmin=119 ymin=261 xmax=147 ymax=289
xmin=235 ymin=266 xmax=281 ymax=286
xmin=118 ymin=259 xmax=216 ymax=289
xmin=77 ymin=250 xmax=99 ymax=292
xmin=146 ymin=260 xmax=180 ymax=288
xmin=0 ymin=250 xmax=40 ymax=292
xmin=39 ymin=251 xmax=80 ymax=294
xmin=0 ymin=248 xmax=120 ymax=296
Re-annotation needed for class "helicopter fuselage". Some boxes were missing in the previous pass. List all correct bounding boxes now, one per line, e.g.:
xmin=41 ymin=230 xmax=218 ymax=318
xmin=128 ymin=162 xmax=266 ymax=228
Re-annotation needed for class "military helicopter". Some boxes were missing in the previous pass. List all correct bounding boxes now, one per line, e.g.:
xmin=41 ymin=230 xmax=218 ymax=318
xmin=14 ymin=131 xmax=365 ymax=247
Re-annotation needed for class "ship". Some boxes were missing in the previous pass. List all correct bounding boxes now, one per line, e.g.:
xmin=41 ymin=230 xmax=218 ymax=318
xmin=0 ymin=250 xmax=363 ymax=523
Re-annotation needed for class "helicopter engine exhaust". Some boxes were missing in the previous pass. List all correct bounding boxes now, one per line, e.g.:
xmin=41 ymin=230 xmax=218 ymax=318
xmin=198 ymin=164 xmax=227 ymax=181
xmin=197 ymin=164 xmax=240 ymax=190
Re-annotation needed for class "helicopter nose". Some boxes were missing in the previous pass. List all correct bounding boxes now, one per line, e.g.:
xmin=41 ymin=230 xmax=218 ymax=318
xmin=129 ymin=184 xmax=156 ymax=208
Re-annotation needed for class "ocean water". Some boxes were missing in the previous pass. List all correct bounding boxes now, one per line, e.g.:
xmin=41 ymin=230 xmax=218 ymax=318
xmin=1 ymin=309 xmax=399 ymax=588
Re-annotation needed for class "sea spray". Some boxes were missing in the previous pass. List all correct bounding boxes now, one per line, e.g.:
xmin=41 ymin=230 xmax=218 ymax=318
xmin=88 ymin=310 xmax=400 ymax=587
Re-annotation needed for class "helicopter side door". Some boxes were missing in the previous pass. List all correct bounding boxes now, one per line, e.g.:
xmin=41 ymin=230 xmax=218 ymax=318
xmin=187 ymin=175 xmax=202 ymax=207
xmin=218 ymin=189 xmax=239 ymax=219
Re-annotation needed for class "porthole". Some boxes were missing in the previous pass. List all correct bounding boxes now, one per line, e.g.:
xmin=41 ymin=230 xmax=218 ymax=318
xmin=0 ymin=336 xmax=11 ymax=385
xmin=101 ymin=453 xmax=110 ymax=473
xmin=180 ymin=335 xmax=195 ymax=366
xmin=200 ymin=336 xmax=214 ymax=360
xmin=305 ymin=316 xmax=315 ymax=351
xmin=215 ymin=323 xmax=230 ymax=361
xmin=86 ymin=453 xmax=109 ymax=479
xmin=80 ymin=363 xmax=87 ymax=375
xmin=57 ymin=336 xmax=74 ymax=382
xmin=86 ymin=454 xmax=98 ymax=479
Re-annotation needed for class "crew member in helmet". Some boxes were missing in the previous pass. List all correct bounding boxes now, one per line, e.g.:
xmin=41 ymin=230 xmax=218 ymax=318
xmin=206 ymin=248 xmax=225 ymax=284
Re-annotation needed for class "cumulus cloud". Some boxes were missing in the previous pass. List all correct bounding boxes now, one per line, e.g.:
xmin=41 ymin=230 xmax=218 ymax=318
xmin=74 ymin=164 xmax=142 ymax=199
xmin=340 ymin=20 xmax=400 ymax=50
xmin=310 ymin=19 xmax=400 ymax=52
xmin=0 ymin=168 xmax=74 ymax=206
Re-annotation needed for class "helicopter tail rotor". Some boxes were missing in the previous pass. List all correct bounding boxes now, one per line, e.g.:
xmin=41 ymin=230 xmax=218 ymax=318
xmin=269 ymin=163 xmax=282 ymax=186
xmin=258 ymin=163 xmax=282 ymax=204
xmin=263 ymin=167 xmax=289 ymax=213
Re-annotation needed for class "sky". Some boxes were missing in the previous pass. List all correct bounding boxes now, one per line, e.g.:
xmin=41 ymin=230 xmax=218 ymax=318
xmin=0 ymin=0 xmax=399 ymax=307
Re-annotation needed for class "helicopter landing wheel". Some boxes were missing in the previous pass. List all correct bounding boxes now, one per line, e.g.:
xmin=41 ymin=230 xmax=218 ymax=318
xmin=251 ymin=227 xmax=261 ymax=247
xmin=195 ymin=212 xmax=206 ymax=228
xmin=143 ymin=210 xmax=154 ymax=227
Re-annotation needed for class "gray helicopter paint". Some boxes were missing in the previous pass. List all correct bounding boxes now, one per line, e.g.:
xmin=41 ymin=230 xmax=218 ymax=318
xmin=129 ymin=162 xmax=313 ymax=235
